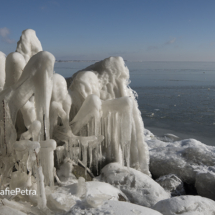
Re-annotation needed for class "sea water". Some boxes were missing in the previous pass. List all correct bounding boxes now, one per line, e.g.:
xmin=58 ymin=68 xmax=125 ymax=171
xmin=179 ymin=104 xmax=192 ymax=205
xmin=54 ymin=61 xmax=215 ymax=146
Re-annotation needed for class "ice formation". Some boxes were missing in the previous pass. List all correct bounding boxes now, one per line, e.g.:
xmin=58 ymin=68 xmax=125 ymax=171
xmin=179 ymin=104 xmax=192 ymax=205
xmin=1 ymin=28 xmax=215 ymax=215
xmin=4 ymin=52 xmax=26 ymax=89
xmin=16 ymin=29 xmax=43 ymax=63
xmin=69 ymin=57 xmax=150 ymax=175
xmin=0 ymin=51 xmax=6 ymax=92
xmin=0 ymin=29 xmax=152 ymax=213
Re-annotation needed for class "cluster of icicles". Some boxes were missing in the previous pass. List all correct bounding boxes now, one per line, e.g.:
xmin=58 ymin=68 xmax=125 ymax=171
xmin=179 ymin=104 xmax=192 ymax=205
xmin=0 ymin=29 xmax=150 ymax=212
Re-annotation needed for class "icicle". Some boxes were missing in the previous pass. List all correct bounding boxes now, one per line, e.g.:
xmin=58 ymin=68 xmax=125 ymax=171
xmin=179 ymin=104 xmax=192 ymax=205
xmin=100 ymin=117 xmax=104 ymax=158
xmin=121 ymin=112 xmax=132 ymax=167
xmin=91 ymin=117 xmax=95 ymax=136
xmin=120 ymin=114 xmax=125 ymax=166
xmin=111 ymin=112 xmax=121 ymax=163
xmin=87 ymin=122 xmax=89 ymax=136
xmin=36 ymin=166 xmax=47 ymax=209
xmin=2 ymin=100 xmax=7 ymax=155
xmin=104 ymin=116 xmax=107 ymax=148
xmin=68 ymin=137 xmax=73 ymax=161
xmin=78 ymin=139 xmax=81 ymax=161
xmin=88 ymin=145 xmax=93 ymax=169
xmin=88 ymin=135 xmax=104 ymax=170
xmin=56 ymin=145 xmax=66 ymax=165
xmin=80 ymin=139 xmax=88 ymax=168
xmin=39 ymin=139 xmax=56 ymax=187
xmin=107 ymin=112 xmax=111 ymax=147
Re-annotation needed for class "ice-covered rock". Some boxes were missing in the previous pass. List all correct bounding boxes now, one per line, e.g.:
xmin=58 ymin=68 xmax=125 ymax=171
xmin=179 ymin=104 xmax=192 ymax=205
xmin=69 ymin=200 xmax=162 ymax=215
xmin=195 ymin=170 xmax=215 ymax=200
xmin=67 ymin=180 xmax=127 ymax=204
xmin=148 ymin=138 xmax=215 ymax=184
xmin=99 ymin=162 xmax=170 ymax=207
xmin=156 ymin=174 xmax=185 ymax=197
xmin=69 ymin=57 xmax=150 ymax=175
xmin=0 ymin=51 xmax=6 ymax=91
xmin=153 ymin=195 xmax=215 ymax=215
xmin=86 ymin=181 xmax=128 ymax=202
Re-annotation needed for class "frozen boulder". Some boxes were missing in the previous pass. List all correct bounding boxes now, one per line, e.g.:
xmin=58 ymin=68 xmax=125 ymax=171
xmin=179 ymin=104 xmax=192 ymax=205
xmin=86 ymin=181 xmax=128 ymax=202
xmin=156 ymin=174 xmax=185 ymax=197
xmin=148 ymin=138 xmax=215 ymax=184
xmin=69 ymin=200 xmax=162 ymax=215
xmin=67 ymin=180 xmax=127 ymax=205
xmin=195 ymin=170 xmax=215 ymax=200
xmin=99 ymin=162 xmax=170 ymax=207
xmin=153 ymin=195 xmax=215 ymax=215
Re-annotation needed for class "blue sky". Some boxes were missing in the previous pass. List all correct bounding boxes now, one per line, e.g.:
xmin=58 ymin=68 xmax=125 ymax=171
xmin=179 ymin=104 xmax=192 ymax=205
xmin=1 ymin=0 xmax=215 ymax=61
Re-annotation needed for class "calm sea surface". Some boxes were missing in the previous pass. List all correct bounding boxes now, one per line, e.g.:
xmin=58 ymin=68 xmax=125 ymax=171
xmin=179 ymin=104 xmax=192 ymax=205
xmin=55 ymin=61 xmax=215 ymax=146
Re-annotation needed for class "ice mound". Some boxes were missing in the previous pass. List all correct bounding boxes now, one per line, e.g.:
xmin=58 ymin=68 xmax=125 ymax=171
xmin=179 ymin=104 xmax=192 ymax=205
xmin=148 ymin=138 xmax=215 ymax=184
xmin=153 ymin=195 xmax=215 ymax=215
xmin=68 ymin=57 xmax=150 ymax=175
xmin=99 ymin=162 xmax=170 ymax=207
xmin=146 ymin=133 xmax=215 ymax=201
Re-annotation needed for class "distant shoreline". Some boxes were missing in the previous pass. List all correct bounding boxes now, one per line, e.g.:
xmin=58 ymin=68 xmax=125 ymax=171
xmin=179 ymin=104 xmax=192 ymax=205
xmin=55 ymin=60 xmax=215 ymax=63
xmin=55 ymin=60 xmax=99 ymax=63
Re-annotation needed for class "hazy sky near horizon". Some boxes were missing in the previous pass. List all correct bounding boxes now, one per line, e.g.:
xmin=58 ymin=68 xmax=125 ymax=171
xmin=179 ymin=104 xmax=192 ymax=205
xmin=1 ymin=0 xmax=215 ymax=61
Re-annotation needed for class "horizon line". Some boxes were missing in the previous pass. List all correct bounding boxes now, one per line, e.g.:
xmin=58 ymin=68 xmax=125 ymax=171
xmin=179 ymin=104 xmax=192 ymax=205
xmin=55 ymin=59 xmax=215 ymax=63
